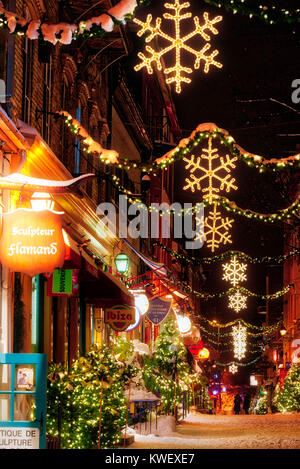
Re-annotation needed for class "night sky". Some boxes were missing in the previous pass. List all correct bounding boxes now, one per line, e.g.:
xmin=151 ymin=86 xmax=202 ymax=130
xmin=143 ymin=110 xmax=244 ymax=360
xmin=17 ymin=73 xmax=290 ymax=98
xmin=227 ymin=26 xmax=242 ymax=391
xmin=125 ymin=0 xmax=300 ymax=384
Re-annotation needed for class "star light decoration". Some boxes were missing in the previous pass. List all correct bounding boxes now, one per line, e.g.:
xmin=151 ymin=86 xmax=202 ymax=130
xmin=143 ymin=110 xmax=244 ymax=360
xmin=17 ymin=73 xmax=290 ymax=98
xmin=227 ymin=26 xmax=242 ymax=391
xmin=232 ymin=322 xmax=247 ymax=360
xmin=222 ymin=256 xmax=247 ymax=287
xmin=228 ymin=291 xmax=247 ymax=313
xmin=133 ymin=0 xmax=222 ymax=93
xmin=229 ymin=364 xmax=238 ymax=374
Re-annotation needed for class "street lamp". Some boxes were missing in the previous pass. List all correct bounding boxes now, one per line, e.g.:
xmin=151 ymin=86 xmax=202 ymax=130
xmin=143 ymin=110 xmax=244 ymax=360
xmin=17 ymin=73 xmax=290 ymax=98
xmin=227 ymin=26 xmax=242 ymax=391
xmin=114 ymin=252 xmax=130 ymax=276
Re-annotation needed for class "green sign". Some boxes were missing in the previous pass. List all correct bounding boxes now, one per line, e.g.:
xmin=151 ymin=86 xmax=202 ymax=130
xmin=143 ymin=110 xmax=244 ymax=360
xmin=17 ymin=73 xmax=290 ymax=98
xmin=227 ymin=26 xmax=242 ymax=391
xmin=52 ymin=269 xmax=73 ymax=295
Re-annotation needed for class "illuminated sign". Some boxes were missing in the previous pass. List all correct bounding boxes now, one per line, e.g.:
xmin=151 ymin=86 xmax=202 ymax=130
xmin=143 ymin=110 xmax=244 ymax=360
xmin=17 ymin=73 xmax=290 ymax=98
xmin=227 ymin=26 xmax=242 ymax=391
xmin=197 ymin=347 xmax=210 ymax=360
xmin=105 ymin=305 xmax=136 ymax=332
xmin=0 ymin=209 xmax=65 ymax=276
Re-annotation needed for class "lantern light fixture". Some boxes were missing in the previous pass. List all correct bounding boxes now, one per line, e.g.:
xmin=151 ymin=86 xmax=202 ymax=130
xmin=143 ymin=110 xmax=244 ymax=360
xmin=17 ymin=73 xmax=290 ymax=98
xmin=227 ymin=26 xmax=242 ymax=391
xmin=177 ymin=314 xmax=192 ymax=334
xmin=114 ymin=252 xmax=130 ymax=275
xmin=31 ymin=192 xmax=54 ymax=211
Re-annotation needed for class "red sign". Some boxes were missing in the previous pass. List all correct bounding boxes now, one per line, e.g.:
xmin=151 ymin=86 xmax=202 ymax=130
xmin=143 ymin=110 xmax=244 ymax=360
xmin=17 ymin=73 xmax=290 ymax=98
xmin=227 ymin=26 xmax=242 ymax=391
xmin=0 ymin=208 xmax=65 ymax=276
xmin=105 ymin=305 xmax=136 ymax=332
xmin=188 ymin=341 xmax=204 ymax=356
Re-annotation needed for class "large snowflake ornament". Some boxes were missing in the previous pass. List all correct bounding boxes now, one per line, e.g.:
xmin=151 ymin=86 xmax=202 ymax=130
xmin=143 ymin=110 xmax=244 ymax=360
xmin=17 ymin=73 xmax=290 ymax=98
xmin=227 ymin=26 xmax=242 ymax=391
xmin=195 ymin=203 xmax=234 ymax=253
xmin=228 ymin=291 xmax=247 ymax=313
xmin=134 ymin=0 xmax=222 ymax=93
xmin=222 ymin=256 xmax=247 ymax=287
xmin=183 ymin=136 xmax=238 ymax=203
xmin=232 ymin=322 xmax=247 ymax=360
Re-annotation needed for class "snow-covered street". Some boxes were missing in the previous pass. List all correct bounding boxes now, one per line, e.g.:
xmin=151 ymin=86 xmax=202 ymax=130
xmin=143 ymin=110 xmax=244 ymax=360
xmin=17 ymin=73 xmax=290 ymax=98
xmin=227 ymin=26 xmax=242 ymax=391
xmin=129 ymin=412 xmax=300 ymax=449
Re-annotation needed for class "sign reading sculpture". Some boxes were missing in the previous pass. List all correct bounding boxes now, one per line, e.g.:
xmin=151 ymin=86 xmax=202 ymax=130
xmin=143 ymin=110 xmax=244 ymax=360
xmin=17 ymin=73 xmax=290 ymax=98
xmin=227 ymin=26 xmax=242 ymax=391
xmin=0 ymin=208 xmax=65 ymax=276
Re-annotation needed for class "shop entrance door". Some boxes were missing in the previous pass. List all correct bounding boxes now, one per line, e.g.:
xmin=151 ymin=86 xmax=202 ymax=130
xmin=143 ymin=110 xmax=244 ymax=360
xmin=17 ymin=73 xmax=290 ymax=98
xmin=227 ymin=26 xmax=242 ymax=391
xmin=0 ymin=353 xmax=47 ymax=449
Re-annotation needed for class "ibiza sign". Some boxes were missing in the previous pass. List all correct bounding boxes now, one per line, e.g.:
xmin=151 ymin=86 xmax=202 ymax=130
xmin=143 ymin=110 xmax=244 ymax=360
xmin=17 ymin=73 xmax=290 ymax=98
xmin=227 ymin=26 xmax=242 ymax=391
xmin=0 ymin=208 xmax=65 ymax=276
xmin=105 ymin=305 xmax=136 ymax=332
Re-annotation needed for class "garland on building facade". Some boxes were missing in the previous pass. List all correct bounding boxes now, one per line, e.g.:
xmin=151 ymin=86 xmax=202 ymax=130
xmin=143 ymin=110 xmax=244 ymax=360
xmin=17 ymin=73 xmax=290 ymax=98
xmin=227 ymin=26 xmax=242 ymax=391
xmin=203 ymin=1 xmax=300 ymax=25
xmin=0 ymin=0 xmax=151 ymax=44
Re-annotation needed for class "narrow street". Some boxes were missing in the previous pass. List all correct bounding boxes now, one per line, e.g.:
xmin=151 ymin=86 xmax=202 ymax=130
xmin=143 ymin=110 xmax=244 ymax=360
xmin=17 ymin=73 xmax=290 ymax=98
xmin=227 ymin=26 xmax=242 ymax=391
xmin=129 ymin=413 xmax=300 ymax=449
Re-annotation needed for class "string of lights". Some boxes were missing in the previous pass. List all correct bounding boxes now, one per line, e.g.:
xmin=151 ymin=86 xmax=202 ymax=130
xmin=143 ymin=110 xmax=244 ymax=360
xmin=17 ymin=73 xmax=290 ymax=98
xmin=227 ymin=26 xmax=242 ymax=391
xmin=152 ymin=241 xmax=299 ymax=266
xmin=62 ymin=115 xmax=300 ymax=173
xmin=203 ymin=1 xmax=300 ymax=25
xmin=182 ymin=283 xmax=293 ymax=300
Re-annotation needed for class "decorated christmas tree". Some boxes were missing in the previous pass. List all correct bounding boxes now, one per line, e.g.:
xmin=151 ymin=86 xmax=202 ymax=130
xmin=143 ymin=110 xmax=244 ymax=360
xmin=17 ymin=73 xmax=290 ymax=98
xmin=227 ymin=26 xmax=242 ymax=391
xmin=143 ymin=312 xmax=191 ymax=413
xmin=47 ymin=345 xmax=128 ymax=449
xmin=274 ymin=365 xmax=300 ymax=413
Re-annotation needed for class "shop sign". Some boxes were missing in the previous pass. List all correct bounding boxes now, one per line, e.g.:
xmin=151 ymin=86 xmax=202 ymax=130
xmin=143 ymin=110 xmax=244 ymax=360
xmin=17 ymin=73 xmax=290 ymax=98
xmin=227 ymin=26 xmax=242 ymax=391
xmin=105 ymin=305 xmax=136 ymax=332
xmin=0 ymin=427 xmax=40 ymax=449
xmin=188 ymin=341 xmax=204 ymax=356
xmin=146 ymin=297 xmax=172 ymax=325
xmin=94 ymin=309 xmax=103 ymax=333
xmin=47 ymin=269 xmax=79 ymax=297
xmin=0 ymin=209 xmax=65 ymax=276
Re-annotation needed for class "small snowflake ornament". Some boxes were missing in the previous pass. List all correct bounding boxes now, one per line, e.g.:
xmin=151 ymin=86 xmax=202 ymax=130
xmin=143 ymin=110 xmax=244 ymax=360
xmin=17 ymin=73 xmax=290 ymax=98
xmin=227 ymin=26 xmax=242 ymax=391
xmin=183 ymin=136 xmax=238 ymax=203
xmin=229 ymin=364 xmax=238 ymax=374
xmin=228 ymin=291 xmax=247 ymax=313
xmin=134 ymin=0 xmax=222 ymax=93
xmin=222 ymin=256 xmax=247 ymax=287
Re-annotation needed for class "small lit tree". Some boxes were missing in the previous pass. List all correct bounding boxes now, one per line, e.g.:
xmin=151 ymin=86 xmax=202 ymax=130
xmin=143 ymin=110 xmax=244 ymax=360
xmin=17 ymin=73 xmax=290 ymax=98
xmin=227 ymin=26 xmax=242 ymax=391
xmin=143 ymin=313 xmax=191 ymax=413
xmin=274 ymin=364 xmax=300 ymax=413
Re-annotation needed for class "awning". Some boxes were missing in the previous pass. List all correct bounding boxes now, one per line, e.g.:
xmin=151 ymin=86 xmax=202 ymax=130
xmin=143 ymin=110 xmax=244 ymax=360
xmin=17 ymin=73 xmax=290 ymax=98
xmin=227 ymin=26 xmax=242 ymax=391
xmin=80 ymin=268 xmax=135 ymax=308
xmin=121 ymin=238 xmax=167 ymax=277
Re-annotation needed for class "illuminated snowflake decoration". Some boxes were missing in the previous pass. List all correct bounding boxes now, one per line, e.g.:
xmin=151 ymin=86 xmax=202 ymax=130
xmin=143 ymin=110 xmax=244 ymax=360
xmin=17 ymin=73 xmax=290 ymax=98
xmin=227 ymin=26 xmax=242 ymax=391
xmin=195 ymin=203 xmax=233 ymax=252
xmin=134 ymin=0 xmax=223 ymax=93
xmin=232 ymin=322 xmax=247 ymax=360
xmin=183 ymin=137 xmax=238 ymax=203
xmin=222 ymin=256 xmax=247 ymax=287
xmin=228 ymin=291 xmax=247 ymax=313
xmin=229 ymin=364 xmax=238 ymax=374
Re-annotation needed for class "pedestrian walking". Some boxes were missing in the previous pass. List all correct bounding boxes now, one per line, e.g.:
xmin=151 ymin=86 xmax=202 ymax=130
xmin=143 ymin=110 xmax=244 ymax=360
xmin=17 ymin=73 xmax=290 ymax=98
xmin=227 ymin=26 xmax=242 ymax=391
xmin=233 ymin=393 xmax=242 ymax=415
xmin=243 ymin=393 xmax=251 ymax=415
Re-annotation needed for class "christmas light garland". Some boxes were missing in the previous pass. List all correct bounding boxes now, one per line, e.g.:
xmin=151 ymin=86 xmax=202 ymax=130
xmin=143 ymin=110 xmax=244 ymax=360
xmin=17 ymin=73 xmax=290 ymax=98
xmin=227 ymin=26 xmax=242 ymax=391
xmin=216 ymin=356 xmax=261 ymax=367
xmin=200 ymin=316 xmax=281 ymax=331
xmin=152 ymin=241 xmax=299 ymax=266
xmin=182 ymin=283 xmax=293 ymax=300
xmin=155 ymin=127 xmax=300 ymax=172
xmin=203 ymin=1 xmax=300 ymax=25
xmin=108 ymin=174 xmax=300 ymax=223
xmin=61 ymin=117 xmax=300 ymax=173
xmin=0 ymin=0 xmax=150 ymax=44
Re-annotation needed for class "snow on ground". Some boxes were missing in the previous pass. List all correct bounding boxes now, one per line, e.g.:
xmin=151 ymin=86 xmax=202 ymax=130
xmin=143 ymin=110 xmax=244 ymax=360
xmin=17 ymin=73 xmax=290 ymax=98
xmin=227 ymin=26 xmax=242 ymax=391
xmin=128 ymin=412 xmax=300 ymax=449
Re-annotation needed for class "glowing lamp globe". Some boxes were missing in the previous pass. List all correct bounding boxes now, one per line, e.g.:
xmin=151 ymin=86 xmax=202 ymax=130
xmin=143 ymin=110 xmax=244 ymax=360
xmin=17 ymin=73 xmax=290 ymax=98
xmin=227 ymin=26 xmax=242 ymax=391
xmin=197 ymin=347 xmax=210 ymax=360
xmin=134 ymin=293 xmax=149 ymax=316
xmin=31 ymin=192 xmax=54 ymax=211
xmin=114 ymin=253 xmax=130 ymax=275
xmin=177 ymin=315 xmax=192 ymax=334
